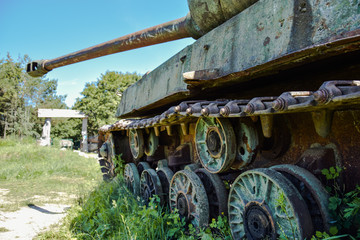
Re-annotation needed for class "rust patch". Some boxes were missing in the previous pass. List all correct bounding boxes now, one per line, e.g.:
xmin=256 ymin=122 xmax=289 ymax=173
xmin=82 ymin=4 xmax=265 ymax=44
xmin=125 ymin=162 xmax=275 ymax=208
xmin=263 ymin=37 xmax=271 ymax=46
xmin=257 ymin=22 xmax=265 ymax=31
xmin=275 ymin=32 xmax=282 ymax=39
xmin=242 ymin=133 xmax=253 ymax=153
xmin=279 ymin=19 xmax=285 ymax=27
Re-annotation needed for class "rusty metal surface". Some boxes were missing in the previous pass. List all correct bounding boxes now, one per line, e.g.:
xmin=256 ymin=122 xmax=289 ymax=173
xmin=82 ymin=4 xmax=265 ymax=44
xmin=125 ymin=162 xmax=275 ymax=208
xmin=271 ymin=164 xmax=331 ymax=232
xmin=169 ymin=169 xmax=209 ymax=227
xmin=140 ymin=168 xmax=164 ymax=205
xmin=46 ymin=17 xmax=192 ymax=71
xmin=195 ymin=168 xmax=228 ymax=219
xmin=156 ymin=167 xmax=174 ymax=207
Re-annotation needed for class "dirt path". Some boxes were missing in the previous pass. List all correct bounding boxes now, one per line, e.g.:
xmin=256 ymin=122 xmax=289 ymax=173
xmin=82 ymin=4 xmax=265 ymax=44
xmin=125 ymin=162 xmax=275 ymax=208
xmin=0 ymin=204 xmax=69 ymax=240
xmin=0 ymin=151 xmax=98 ymax=240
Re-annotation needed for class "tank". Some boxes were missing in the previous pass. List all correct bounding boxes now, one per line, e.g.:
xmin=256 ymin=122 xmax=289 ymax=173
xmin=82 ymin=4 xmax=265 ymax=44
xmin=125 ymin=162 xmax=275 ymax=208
xmin=27 ymin=1 xmax=360 ymax=239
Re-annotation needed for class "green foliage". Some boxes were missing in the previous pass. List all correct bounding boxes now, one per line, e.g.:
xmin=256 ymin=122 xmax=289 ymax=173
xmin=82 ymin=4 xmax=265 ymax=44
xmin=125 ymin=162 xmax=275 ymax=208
xmin=311 ymin=231 xmax=350 ymax=240
xmin=321 ymin=166 xmax=342 ymax=180
xmin=194 ymin=215 xmax=232 ymax=240
xmin=317 ymin=167 xmax=360 ymax=239
xmin=275 ymin=191 xmax=296 ymax=240
xmin=113 ymin=154 xmax=125 ymax=176
xmin=73 ymin=71 xmax=140 ymax=136
xmin=0 ymin=54 xmax=67 ymax=139
xmin=70 ymin=177 xmax=187 ymax=239
xmin=0 ymin=54 xmax=140 ymax=141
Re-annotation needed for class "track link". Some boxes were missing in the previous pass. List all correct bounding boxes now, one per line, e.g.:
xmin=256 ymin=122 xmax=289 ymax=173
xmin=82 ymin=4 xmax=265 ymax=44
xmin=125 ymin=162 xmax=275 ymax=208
xmin=100 ymin=80 xmax=360 ymax=133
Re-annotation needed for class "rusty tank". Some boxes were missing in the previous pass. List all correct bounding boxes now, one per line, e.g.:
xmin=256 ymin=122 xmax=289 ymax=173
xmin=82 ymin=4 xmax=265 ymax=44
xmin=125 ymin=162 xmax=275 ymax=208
xmin=27 ymin=0 xmax=360 ymax=239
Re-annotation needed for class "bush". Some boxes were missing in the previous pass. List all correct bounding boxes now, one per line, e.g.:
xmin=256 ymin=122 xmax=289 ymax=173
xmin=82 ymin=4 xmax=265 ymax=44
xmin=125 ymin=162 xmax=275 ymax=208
xmin=70 ymin=176 xmax=187 ymax=239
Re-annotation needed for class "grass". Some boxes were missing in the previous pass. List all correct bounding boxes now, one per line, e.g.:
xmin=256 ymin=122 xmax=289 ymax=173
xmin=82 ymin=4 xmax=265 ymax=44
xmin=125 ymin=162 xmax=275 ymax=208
xmin=35 ymin=176 xmax=232 ymax=240
xmin=1 ymin=137 xmax=233 ymax=239
xmin=0 ymin=137 xmax=231 ymax=239
xmin=0 ymin=137 xmax=102 ymax=212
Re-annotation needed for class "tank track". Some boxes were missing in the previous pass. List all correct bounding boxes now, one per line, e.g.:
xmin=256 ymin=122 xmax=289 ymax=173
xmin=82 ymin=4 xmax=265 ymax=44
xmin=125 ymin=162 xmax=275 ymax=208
xmin=100 ymin=80 xmax=360 ymax=133
xmin=98 ymin=79 xmax=360 ymax=239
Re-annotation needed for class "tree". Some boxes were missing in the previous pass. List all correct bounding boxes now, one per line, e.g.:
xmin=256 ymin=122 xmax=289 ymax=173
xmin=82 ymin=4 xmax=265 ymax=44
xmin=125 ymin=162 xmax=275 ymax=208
xmin=73 ymin=71 xmax=140 ymax=136
xmin=0 ymin=54 xmax=67 ymax=138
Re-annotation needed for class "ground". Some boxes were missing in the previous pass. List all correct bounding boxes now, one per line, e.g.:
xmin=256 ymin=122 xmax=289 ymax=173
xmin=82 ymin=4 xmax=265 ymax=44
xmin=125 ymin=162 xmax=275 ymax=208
xmin=0 ymin=149 xmax=99 ymax=240
xmin=0 ymin=203 xmax=69 ymax=240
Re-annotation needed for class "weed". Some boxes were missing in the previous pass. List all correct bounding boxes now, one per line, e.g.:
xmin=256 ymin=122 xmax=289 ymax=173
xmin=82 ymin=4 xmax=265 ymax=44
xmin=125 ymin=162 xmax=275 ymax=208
xmin=316 ymin=167 xmax=360 ymax=239
xmin=275 ymin=190 xmax=296 ymax=240
xmin=113 ymin=154 xmax=125 ymax=176
xmin=69 ymin=176 xmax=188 ymax=239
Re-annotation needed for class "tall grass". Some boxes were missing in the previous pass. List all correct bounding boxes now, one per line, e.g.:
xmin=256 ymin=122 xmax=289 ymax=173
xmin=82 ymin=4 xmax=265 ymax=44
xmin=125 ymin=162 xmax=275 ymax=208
xmin=0 ymin=137 xmax=102 ymax=211
xmin=36 ymin=175 xmax=231 ymax=240
xmin=69 ymin=177 xmax=188 ymax=240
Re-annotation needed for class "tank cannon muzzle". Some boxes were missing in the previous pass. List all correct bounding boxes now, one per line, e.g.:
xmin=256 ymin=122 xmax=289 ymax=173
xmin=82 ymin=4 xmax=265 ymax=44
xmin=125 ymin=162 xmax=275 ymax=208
xmin=26 ymin=0 xmax=258 ymax=77
xmin=26 ymin=60 xmax=51 ymax=78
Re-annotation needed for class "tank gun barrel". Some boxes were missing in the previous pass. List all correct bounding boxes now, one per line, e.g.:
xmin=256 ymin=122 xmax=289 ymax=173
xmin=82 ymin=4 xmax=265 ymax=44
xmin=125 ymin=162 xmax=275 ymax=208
xmin=26 ymin=15 xmax=200 ymax=77
xmin=27 ymin=0 xmax=258 ymax=77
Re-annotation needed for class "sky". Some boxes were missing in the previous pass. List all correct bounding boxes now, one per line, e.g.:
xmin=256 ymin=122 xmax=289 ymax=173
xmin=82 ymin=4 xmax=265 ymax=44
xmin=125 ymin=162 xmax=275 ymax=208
xmin=0 ymin=0 xmax=194 ymax=107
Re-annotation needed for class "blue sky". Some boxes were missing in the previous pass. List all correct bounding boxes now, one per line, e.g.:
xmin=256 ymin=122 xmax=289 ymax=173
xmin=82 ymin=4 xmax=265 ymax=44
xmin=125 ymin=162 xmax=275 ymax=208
xmin=0 ymin=0 xmax=194 ymax=107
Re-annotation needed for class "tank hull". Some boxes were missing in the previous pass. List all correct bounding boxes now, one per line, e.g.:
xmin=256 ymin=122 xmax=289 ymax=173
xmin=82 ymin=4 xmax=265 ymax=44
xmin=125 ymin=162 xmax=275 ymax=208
xmin=116 ymin=0 xmax=360 ymax=118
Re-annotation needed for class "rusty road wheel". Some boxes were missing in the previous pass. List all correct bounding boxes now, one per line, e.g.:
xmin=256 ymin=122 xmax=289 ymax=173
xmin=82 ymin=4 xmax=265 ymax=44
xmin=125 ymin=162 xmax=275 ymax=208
xmin=129 ymin=129 xmax=144 ymax=160
xmin=156 ymin=167 xmax=174 ymax=207
xmin=99 ymin=158 xmax=114 ymax=181
xmin=145 ymin=129 xmax=159 ymax=156
xmin=169 ymin=169 xmax=209 ymax=227
xmin=137 ymin=161 xmax=150 ymax=176
xmin=124 ymin=163 xmax=140 ymax=196
xmin=228 ymin=168 xmax=313 ymax=240
xmin=271 ymin=164 xmax=331 ymax=232
xmin=195 ymin=117 xmax=236 ymax=173
xmin=195 ymin=168 xmax=228 ymax=219
xmin=140 ymin=168 xmax=163 ymax=205
xmin=234 ymin=118 xmax=259 ymax=169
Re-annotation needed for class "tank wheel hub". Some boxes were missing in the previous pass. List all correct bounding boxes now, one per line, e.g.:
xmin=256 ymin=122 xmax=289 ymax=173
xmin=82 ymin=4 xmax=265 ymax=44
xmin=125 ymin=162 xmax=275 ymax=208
xmin=195 ymin=117 xmax=236 ymax=173
xmin=176 ymin=192 xmax=192 ymax=217
xmin=143 ymin=185 xmax=151 ymax=201
xmin=206 ymin=128 xmax=222 ymax=157
xmin=244 ymin=202 xmax=276 ymax=240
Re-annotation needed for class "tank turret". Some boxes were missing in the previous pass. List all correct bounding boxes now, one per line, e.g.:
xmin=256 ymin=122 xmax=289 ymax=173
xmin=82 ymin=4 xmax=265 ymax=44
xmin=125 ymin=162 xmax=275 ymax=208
xmin=26 ymin=0 xmax=257 ymax=77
